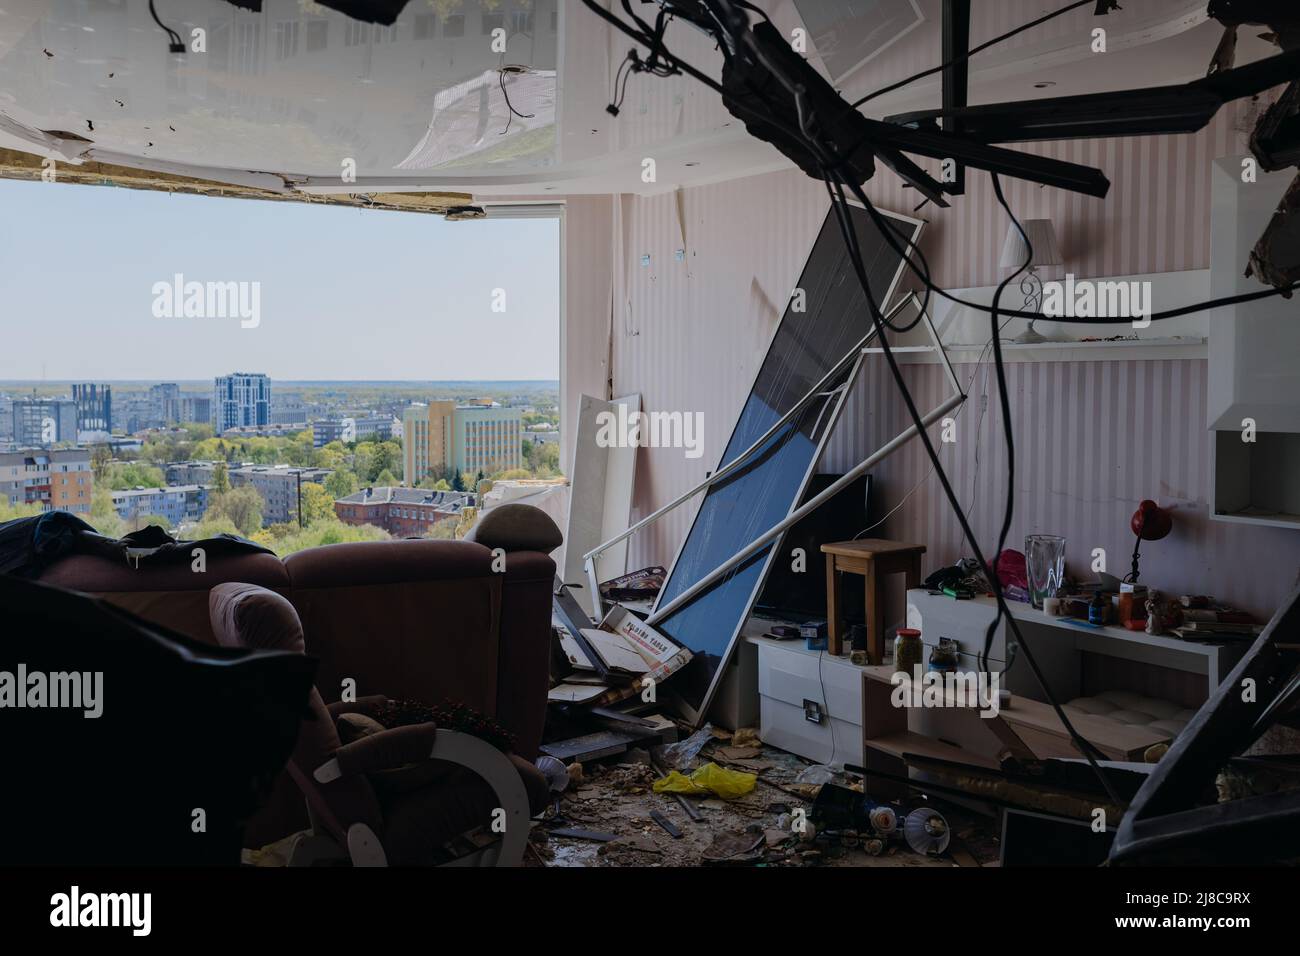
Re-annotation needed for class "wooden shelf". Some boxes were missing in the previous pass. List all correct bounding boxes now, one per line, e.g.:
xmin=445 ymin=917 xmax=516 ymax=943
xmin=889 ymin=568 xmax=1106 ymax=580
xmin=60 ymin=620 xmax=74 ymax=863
xmin=865 ymin=731 xmax=999 ymax=770
xmin=861 ymin=656 xmax=1168 ymax=761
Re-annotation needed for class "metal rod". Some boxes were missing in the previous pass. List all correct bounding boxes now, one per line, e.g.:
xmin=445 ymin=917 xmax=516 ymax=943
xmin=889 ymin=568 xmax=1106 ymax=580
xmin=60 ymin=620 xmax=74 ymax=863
xmin=581 ymin=297 xmax=911 ymax=565
xmin=587 ymin=555 xmax=604 ymax=621
xmin=646 ymin=392 xmax=964 ymax=626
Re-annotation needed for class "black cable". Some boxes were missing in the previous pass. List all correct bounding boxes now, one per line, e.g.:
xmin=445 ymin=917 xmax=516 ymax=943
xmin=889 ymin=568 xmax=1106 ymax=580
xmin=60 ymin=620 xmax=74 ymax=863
xmin=848 ymin=163 xmax=1300 ymax=323
xmin=149 ymin=0 xmax=186 ymax=54
xmin=754 ymin=74 xmax=1123 ymax=790
xmin=609 ymin=55 xmax=634 ymax=116
xmin=851 ymin=0 xmax=1095 ymax=109
xmin=498 ymin=67 xmax=535 ymax=136
xmin=579 ymin=0 xmax=1291 ymax=802
xmin=821 ymin=176 xmax=931 ymax=335
xmin=829 ymin=168 xmax=1122 ymax=802
xmin=580 ymin=0 xmax=1300 ymax=322
xmin=982 ymin=174 xmax=1029 ymax=676
xmin=746 ymin=9 xmax=1300 ymax=322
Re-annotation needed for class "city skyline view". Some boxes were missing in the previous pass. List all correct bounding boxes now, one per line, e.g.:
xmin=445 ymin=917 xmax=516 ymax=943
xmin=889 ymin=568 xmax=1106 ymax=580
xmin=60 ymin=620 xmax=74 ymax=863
xmin=0 ymin=179 xmax=559 ymax=381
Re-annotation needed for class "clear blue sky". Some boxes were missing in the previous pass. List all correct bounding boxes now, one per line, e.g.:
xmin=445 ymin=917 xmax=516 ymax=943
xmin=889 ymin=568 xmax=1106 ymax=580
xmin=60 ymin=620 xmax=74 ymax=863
xmin=0 ymin=179 xmax=559 ymax=381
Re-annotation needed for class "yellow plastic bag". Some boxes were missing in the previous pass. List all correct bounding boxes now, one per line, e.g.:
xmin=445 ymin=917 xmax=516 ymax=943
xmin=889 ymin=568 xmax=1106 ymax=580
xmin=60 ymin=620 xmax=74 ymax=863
xmin=652 ymin=762 xmax=756 ymax=800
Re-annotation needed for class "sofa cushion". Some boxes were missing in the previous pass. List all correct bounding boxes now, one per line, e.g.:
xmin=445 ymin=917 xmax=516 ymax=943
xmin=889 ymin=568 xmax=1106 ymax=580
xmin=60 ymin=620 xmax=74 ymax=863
xmin=464 ymin=503 xmax=562 ymax=553
xmin=39 ymin=552 xmax=290 ymax=643
xmin=208 ymin=583 xmax=384 ymax=843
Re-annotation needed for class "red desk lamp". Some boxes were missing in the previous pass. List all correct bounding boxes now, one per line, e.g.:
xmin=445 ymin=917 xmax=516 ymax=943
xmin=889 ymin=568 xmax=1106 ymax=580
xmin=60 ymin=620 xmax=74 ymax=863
xmin=1126 ymin=499 xmax=1172 ymax=584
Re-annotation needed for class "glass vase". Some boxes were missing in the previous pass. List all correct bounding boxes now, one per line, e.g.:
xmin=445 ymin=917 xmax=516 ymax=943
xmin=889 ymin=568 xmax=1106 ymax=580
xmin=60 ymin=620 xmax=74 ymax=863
xmin=1025 ymin=534 xmax=1066 ymax=610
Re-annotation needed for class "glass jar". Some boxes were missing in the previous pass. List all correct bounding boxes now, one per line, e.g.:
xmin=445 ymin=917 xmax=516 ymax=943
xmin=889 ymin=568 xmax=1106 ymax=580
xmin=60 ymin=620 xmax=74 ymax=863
xmin=894 ymin=627 xmax=923 ymax=677
xmin=928 ymin=637 xmax=960 ymax=673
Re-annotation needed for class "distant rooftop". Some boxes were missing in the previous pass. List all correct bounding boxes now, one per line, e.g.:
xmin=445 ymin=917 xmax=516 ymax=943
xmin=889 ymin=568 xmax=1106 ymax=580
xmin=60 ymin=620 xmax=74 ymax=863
xmin=336 ymin=486 xmax=474 ymax=508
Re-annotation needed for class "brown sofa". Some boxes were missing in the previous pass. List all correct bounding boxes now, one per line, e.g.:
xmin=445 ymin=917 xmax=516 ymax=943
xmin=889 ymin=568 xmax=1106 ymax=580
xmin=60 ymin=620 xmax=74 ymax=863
xmin=38 ymin=538 xmax=555 ymax=760
xmin=38 ymin=532 xmax=556 ymax=850
xmin=210 ymin=581 xmax=550 ymax=865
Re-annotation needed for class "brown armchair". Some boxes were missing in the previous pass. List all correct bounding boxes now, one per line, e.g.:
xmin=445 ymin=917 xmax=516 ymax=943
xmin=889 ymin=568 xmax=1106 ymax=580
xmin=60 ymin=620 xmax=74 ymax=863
xmin=209 ymin=582 xmax=549 ymax=866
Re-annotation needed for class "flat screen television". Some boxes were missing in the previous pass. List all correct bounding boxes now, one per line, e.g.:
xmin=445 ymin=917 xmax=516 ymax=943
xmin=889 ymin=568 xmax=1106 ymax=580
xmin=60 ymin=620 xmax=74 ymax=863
xmin=754 ymin=472 xmax=872 ymax=624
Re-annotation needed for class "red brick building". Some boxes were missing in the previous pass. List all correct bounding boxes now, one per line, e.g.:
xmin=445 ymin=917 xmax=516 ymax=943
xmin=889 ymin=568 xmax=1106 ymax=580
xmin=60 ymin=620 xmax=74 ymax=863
xmin=334 ymin=486 xmax=474 ymax=537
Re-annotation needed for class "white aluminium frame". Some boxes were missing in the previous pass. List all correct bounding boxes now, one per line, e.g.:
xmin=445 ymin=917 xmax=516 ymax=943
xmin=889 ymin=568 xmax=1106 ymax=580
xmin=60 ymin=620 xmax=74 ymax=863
xmin=581 ymin=201 xmax=962 ymax=724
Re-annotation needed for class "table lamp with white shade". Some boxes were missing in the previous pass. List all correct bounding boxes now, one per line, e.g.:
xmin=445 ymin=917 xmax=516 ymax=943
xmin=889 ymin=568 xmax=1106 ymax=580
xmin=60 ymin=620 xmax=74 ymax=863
xmin=999 ymin=218 xmax=1063 ymax=344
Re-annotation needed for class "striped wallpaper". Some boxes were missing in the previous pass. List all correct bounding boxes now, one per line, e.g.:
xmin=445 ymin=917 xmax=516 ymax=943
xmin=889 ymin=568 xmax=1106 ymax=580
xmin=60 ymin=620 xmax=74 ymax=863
xmin=822 ymin=357 xmax=1300 ymax=622
xmin=604 ymin=106 xmax=1300 ymax=621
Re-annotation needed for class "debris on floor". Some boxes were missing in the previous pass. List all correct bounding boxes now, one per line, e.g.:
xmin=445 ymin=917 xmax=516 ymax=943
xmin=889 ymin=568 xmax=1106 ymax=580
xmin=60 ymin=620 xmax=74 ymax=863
xmin=529 ymin=716 xmax=1000 ymax=868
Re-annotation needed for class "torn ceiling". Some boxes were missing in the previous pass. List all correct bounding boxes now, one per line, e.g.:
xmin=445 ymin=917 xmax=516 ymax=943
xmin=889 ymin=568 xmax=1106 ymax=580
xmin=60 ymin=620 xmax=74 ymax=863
xmin=0 ymin=146 xmax=475 ymax=216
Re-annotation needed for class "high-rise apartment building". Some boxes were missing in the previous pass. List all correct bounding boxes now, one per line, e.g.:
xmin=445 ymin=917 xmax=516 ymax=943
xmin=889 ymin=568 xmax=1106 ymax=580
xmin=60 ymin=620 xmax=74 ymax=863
xmin=402 ymin=400 xmax=522 ymax=484
xmin=149 ymin=383 xmax=181 ymax=423
xmin=110 ymin=484 xmax=208 ymax=527
xmin=403 ymin=401 xmax=455 ymax=486
xmin=0 ymin=448 xmax=93 ymax=514
xmin=214 ymin=373 xmax=271 ymax=432
xmin=177 ymin=396 xmax=212 ymax=425
xmin=71 ymin=384 xmax=112 ymax=435
xmin=11 ymin=398 xmax=78 ymax=447
xmin=232 ymin=464 xmax=332 ymax=525
xmin=314 ymin=416 xmax=401 ymax=448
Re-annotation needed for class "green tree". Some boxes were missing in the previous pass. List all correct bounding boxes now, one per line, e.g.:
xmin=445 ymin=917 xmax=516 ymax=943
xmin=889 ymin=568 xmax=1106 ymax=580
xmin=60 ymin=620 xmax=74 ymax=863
xmin=258 ymin=517 xmax=390 ymax=557
xmin=212 ymin=461 xmax=231 ymax=494
xmin=205 ymin=486 xmax=263 ymax=537
xmin=374 ymin=468 xmax=398 ymax=487
xmin=532 ymin=442 xmax=561 ymax=477
xmin=450 ymin=470 xmax=465 ymax=492
xmin=107 ymin=462 xmax=166 ymax=491
xmin=0 ymin=500 xmax=43 ymax=523
xmin=299 ymin=482 xmax=336 ymax=526
xmin=190 ymin=515 xmax=239 ymax=539
xmin=86 ymin=486 xmax=127 ymax=538
xmin=424 ymin=516 xmax=460 ymax=539
xmin=374 ymin=441 xmax=402 ymax=481
xmin=353 ymin=444 xmax=376 ymax=483
xmin=286 ymin=430 xmax=316 ymax=467
xmin=324 ymin=469 xmax=358 ymax=500
xmin=90 ymin=445 xmax=113 ymax=482
xmin=316 ymin=441 xmax=349 ymax=471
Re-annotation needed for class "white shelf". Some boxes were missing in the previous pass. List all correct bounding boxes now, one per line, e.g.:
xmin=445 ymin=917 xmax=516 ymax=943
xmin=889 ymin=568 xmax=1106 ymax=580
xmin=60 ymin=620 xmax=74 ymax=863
xmin=864 ymin=337 xmax=1206 ymax=364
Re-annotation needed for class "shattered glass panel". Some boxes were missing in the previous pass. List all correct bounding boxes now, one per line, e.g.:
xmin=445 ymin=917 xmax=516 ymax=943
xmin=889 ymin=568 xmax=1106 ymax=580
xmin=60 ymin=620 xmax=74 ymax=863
xmin=653 ymin=204 xmax=921 ymax=720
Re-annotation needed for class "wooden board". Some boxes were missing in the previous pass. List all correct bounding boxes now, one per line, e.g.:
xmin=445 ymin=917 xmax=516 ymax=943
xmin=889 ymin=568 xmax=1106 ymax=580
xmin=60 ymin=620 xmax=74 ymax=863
xmin=861 ymin=665 xmax=1168 ymax=761
xmin=540 ymin=731 xmax=641 ymax=762
xmin=865 ymin=730 xmax=999 ymax=770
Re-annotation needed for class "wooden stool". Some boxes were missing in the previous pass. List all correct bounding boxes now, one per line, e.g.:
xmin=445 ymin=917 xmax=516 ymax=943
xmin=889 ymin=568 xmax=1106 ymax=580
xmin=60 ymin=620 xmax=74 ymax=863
xmin=820 ymin=539 xmax=926 ymax=662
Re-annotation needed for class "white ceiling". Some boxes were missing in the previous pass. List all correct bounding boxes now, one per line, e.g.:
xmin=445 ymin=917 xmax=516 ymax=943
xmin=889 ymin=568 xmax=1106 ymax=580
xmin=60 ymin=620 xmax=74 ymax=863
xmin=0 ymin=0 xmax=1279 ymax=201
